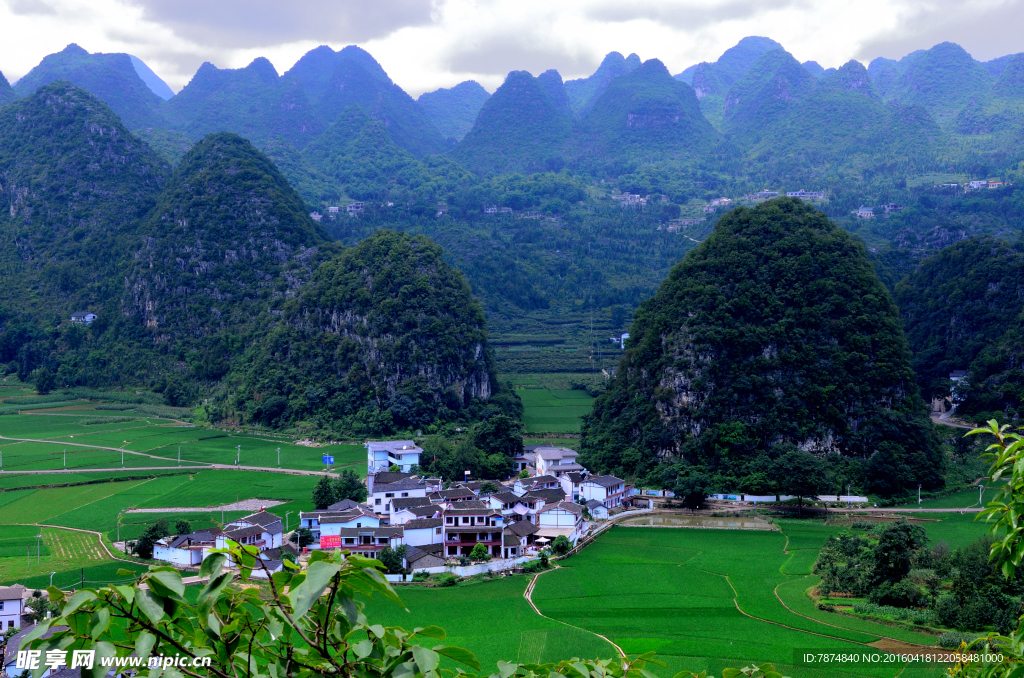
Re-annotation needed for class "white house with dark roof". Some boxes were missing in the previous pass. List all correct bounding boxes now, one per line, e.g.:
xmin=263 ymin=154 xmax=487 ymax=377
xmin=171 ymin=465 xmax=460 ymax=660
xmin=317 ymin=512 xmax=382 ymax=549
xmin=536 ymin=501 xmax=584 ymax=543
xmin=533 ymin=447 xmax=586 ymax=477
xmin=370 ymin=477 xmax=428 ymax=514
xmin=580 ymin=475 xmax=626 ymax=508
xmin=391 ymin=504 xmax=442 ymax=525
xmin=0 ymin=585 xmax=25 ymax=631
xmin=559 ymin=471 xmax=588 ymax=501
xmin=366 ymin=440 xmax=422 ymax=477
xmin=585 ymin=500 xmax=609 ymax=520
xmin=502 ymin=519 xmax=539 ymax=558
xmin=216 ymin=510 xmax=283 ymax=551
xmin=300 ymin=503 xmax=377 ymax=542
xmin=442 ymin=505 xmax=504 ymax=558
xmin=69 ymin=312 xmax=97 ymax=325
xmin=402 ymin=518 xmax=444 ymax=547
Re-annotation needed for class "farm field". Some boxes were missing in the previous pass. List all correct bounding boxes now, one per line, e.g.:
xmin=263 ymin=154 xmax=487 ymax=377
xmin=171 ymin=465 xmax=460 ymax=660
xmin=517 ymin=388 xmax=595 ymax=434
xmin=0 ymin=469 xmax=319 ymax=544
xmin=0 ymin=412 xmax=364 ymax=472
xmin=364 ymin=576 xmax=615 ymax=672
xmin=0 ymin=525 xmax=146 ymax=588
xmin=910 ymin=488 xmax=999 ymax=509
xmin=367 ymin=517 xmax=994 ymax=678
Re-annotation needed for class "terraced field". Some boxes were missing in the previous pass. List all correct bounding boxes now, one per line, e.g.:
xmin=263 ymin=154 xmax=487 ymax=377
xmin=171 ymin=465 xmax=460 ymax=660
xmin=0 ymin=412 xmax=363 ymax=472
xmin=517 ymin=388 xmax=595 ymax=433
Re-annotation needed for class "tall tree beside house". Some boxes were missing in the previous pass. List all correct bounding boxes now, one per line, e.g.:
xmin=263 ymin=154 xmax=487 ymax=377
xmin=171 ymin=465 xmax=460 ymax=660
xmin=333 ymin=469 xmax=368 ymax=503
xmin=311 ymin=476 xmax=336 ymax=510
xmin=581 ymin=198 xmax=942 ymax=497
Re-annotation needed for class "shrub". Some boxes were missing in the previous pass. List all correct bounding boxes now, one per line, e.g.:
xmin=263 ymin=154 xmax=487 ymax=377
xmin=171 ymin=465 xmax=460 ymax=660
xmin=469 ymin=543 xmax=490 ymax=561
xmin=939 ymin=632 xmax=976 ymax=649
xmin=412 ymin=571 xmax=429 ymax=582
xmin=852 ymin=602 xmax=933 ymax=624
xmin=523 ymin=560 xmax=547 ymax=574
xmin=435 ymin=573 xmax=458 ymax=587
xmin=817 ymin=602 xmax=835 ymax=612
xmin=868 ymin=578 xmax=926 ymax=608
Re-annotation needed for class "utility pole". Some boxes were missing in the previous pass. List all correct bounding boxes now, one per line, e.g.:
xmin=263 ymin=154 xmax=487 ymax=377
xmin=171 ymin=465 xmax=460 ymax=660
xmin=277 ymin=447 xmax=281 ymax=467
xmin=121 ymin=449 xmax=124 ymax=467
xmin=178 ymin=446 xmax=180 ymax=466
xmin=236 ymin=445 xmax=240 ymax=465
xmin=50 ymin=572 xmax=56 ymax=587
xmin=1 ymin=447 xmax=3 ymax=471
xmin=63 ymin=449 xmax=66 ymax=468
xmin=979 ymin=484 xmax=985 ymax=506
xmin=918 ymin=484 xmax=921 ymax=506
xmin=285 ymin=511 xmax=293 ymax=532
xmin=36 ymin=534 xmax=41 ymax=565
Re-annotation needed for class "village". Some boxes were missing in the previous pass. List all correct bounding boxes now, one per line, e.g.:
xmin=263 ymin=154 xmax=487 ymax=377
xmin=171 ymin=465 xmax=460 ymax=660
xmin=141 ymin=441 xmax=644 ymax=580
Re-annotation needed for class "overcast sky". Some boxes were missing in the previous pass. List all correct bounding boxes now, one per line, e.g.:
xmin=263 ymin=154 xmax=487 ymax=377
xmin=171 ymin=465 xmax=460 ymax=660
xmin=2 ymin=0 xmax=1023 ymax=97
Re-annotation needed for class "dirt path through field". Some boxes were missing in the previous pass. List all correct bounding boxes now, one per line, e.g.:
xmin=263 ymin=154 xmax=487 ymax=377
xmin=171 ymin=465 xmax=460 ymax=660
xmin=523 ymin=568 xmax=626 ymax=659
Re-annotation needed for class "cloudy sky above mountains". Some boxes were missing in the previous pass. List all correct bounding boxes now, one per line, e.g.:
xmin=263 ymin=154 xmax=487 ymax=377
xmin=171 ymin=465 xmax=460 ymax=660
xmin=1 ymin=0 xmax=1023 ymax=95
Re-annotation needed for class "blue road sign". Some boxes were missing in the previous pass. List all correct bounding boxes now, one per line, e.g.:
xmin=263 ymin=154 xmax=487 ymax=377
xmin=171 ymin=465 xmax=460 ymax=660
xmin=323 ymin=455 xmax=334 ymax=465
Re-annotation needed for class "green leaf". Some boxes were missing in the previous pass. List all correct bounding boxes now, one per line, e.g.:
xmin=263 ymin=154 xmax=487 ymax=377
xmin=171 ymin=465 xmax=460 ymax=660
xmin=199 ymin=552 xmax=226 ymax=578
xmin=288 ymin=560 xmax=340 ymax=619
xmin=88 ymin=608 xmax=110 ymax=639
xmin=414 ymin=625 xmax=446 ymax=640
xmin=412 ymin=645 xmax=440 ymax=673
xmin=115 ymin=568 xmax=136 ymax=576
xmin=135 ymin=631 xmax=156 ymax=660
xmin=147 ymin=569 xmax=185 ymax=598
xmin=498 ymin=660 xmax=519 ymax=678
xmin=61 ymin=590 xmax=97 ymax=615
xmin=136 ymin=589 xmax=167 ymax=624
xmin=114 ymin=585 xmax=135 ymax=605
xmin=722 ymin=670 xmax=742 ymax=678
xmin=85 ymin=642 xmax=116 ymax=678
xmin=352 ymin=639 xmax=374 ymax=659
xmin=434 ymin=645 xmax=481 ymax=670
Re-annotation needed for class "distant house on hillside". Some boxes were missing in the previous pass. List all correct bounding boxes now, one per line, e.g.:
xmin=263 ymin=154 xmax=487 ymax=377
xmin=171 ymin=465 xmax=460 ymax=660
xmin=710 ymin=197 xmax=733 ymax=207
xmin=309 ymin=211 xmax=323 ymax=222
xmin=483 ymin=205 xmax=498 ymax=215
xmin=786 ymin=190 xmax=826 ymax=200
xmin=346 ymin=201 xmax=364 ymax=215
xmin=580 ymin=475 xmax=626 ymax=508
xmin=327 ymin=206 xmax=340 ymax=218
xmin=744 ymin=190 xmax=779 ymax=200
xmin=853 ymin=206 xmax=875 ymax=219
xmin=70 ymin=312 xmax=97 ymax=325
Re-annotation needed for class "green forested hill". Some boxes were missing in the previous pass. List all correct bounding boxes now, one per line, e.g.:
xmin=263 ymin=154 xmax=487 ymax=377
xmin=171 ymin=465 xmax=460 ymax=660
xmin=0 ymin=81 xmax=170 ymax=313
xmin=12 ymin=44 xmax=165 ymax=129
xmin=453 ymin=70 xmax=573 ymax=174
xmin=581 ymin=198 xmax=942 ymax=495
xmin=0 ymin=71 xmax=15 ymax=106
xmin=417 ymin=81 xmax=491 ymax=141
xmin=579 ymin=59 xmax=720 ymax=163
xmin=676 ymin=36 xmax=784 ymax=128
xmin=894 ymin=237 xmax=1024 ymax=417
xmin=165 ymin=58 xmax=324 ymax=149
xmin=230 ymin=230 xmax=503 ymax=434
xmin=723 ymin=49 xmax=816 ymax=143
xmin=124 ymin=132 xmax=328 ymax=348
xmin=564 ymin=51 xmax=640 ymax=115
xmin=283 ymin=45 xmax=446 ymax=158
xmin=874 ymin=42 xmax=993 ymax=122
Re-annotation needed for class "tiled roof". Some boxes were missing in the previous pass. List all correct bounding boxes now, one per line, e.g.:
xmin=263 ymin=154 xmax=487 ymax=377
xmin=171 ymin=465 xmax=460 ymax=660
xmin=375 ymin=478 xmax=427 ymax=492
xmin=399 ymin=505 xmax=441 ymax=518
xmin=320 ymin=514 xmax=379 ymax=524
xmin=241 ymin=511 xmax=282 ymax=527
xmin=392 ymin=496 xmax=432 ymax=509
xmin=223 ymin=525 xmax=264 ymax=540
xmin=564 ymin=472 xmax=586 ymax=483
xmin=0 ymin=584 xmax=26 ymax=601
xmin=539 ymin=501 xmax=583 ymax=515
xmin=326 ymin=499 xmax=370 ymax=511
xmin=404 ymin=518 xmax=443 ymax=529
xmin=525 ymin=489 xmax=566 ymax=504
xmin=529 ymin=475 xmax=559 ymax=484
xmin=505 ymin=520 xmax=539 ymax=536
xmin=584 ymin=475 xmax=624 ymax=488
xmin=333 ymin=526 xmax=405 ymax=538
xmin=372 ymin=471 xmax=416 ymax=484
xmin=503 ymin=533 xmax=522 ymax=546
xmin=585 ymin=499 xmax=605 ymax=510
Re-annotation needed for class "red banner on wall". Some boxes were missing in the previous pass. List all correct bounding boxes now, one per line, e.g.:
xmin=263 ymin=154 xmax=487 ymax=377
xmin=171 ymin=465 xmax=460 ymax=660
xmin=321 ymin=535 xmax=340 ymax=549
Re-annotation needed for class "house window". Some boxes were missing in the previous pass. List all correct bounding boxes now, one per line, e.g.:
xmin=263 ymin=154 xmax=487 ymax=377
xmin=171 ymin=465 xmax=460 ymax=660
xmin=385 ymin=493 xmax=394 ymax=498
xmin=446 ymin=517 xmax=453 ymax=524
xmin=462 ymin=517 xmax=470 ymax=524
xmin=0 ymin=601 xmax=4 ymax=610
xmin=401 ymin=492 xmax=409 ymax=497
xmin=375 ymin=498 xmax=381 ymax=505
xmin=435 ymin=527 xmax=441 ymax=535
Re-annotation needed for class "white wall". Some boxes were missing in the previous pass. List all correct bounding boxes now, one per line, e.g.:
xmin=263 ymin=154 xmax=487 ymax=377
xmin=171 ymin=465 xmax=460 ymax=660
xmin=404 ymin=526 xmax=442 ymax=547
xmin=0 ymin=598 xmax=22 ymax=630
xmin=153 ymin=545 xmax=200 ymax=566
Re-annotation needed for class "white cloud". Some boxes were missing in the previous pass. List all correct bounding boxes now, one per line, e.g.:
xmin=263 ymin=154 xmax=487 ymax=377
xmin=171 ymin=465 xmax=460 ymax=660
xmin=0 ymin=0 xmax=1022 ymax=95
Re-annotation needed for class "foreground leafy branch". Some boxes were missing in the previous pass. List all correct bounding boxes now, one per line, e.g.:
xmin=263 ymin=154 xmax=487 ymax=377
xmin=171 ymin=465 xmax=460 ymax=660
xmin=23 ymin=541 xmax=775 ymax=678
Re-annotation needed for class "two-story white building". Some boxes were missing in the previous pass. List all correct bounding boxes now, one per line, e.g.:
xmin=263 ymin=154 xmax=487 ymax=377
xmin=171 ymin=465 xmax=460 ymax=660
xmin=442 ymin=503 xmax=504 ymax=558
xmin=536 ymin=501 xmax=584 ymax=544
xmin=366 ymin=440 xmax=422 ymax=478
xmin=216 ymin=511 xmax=284 ymax=552
xmin=370 ymin=477 xmax=428 ymax=515
xmin=0 ymin=585 xmax=25 ymax=631
xmin=580 ymin=475 xmax=626 ymax=508
xmin=153 ymin=529 xmax=222 ymax=566
xmin=402 ymin=518 xmax=444 ymax=547
xmin=559 ymin=472 xmax=588 ymax=501
xmin=533 ymin=447 xmax=586 ymax=477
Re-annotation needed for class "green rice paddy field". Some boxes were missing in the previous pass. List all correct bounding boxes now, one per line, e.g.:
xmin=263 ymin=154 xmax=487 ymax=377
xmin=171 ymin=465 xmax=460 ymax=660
xmin=0 ymin=411 xmax=364 ymax=472
xmin=516 ymin=388 xmax=594 ymax=433
xmin=0 ymin=469 xmax=320 ymax=586
xmin=367 ymin=517 xmax=991 ymax=678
